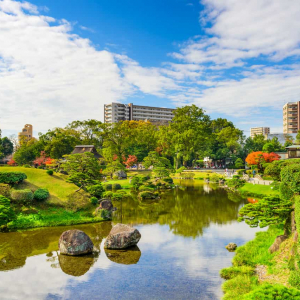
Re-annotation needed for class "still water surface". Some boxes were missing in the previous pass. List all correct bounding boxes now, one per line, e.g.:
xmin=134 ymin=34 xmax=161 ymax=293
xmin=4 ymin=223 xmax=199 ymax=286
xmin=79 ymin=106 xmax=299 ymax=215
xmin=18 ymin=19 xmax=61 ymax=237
xmin=0 ymin=180 xmax=263 ymax=300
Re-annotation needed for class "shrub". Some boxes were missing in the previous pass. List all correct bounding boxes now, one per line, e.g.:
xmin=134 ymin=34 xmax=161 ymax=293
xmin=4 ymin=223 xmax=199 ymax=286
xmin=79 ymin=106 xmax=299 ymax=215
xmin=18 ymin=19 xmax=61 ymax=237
xmin=235 ymin=158 xmax=244 ymax=169
xmin=289 ymin=270 xmax=300 ymax=289
xmin=11 ymin=189 xmax=34 ymax=202
xmin=163 ymin=177 xmax=173 ymax=184
xmin=46 ymin=169 xmax=53 ymax=175
xmin=280 ymin=164 xmax=300 ymax=200
xmin=90 ymin=196 xmax=98 ymax=205
xmin=227 ymin=178 xmax=245 ymax=189
xmin=237 ymin=169 xmax=245 ymax=175
xmin=112 ymin=175 xmax=118 ymax=180
xmin=243 ymin=283 xmax=300 ymax=299
xmin=222 ymin=275 xmax=257 ymax=300
xmin=0 ymin=195 xmax=15 ymax=226
xmin=139 ymin=185 xmax=155 ymax=192
xmin=112 ymin=183 xmax=122 ymax=190
xmin=23 ymin=164 xmax=31 ymax=168
xmin=220 ymin=266 xmax=254 ymax=280
xmin=34 ymin=188 xmax=49 ymax=201
xmin=103 ymin=191 xmax=113 ymax=198
xmin=87 ymin=184 xmax=104 ymax=198
xmin=0 ymin=172 xmax=27 ymax=184
xmin=233 ymin=175 xmax=240 ymax=179
xmin=104 ymin=184 xmax=112 ymax=190
xmin=66 ymin=191 xmax=90 ymax=212
xmin=210 ymin=173 xmax=220 ymax=182
xmin=0 ymin=184 xmax=10 ymax=198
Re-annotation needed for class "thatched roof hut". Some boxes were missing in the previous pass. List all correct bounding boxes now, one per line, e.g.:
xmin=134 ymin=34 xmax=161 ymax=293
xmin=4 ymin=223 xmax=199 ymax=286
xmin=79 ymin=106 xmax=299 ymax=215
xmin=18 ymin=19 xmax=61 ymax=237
xmin=71 ymin=145 xmax=102 ymax=159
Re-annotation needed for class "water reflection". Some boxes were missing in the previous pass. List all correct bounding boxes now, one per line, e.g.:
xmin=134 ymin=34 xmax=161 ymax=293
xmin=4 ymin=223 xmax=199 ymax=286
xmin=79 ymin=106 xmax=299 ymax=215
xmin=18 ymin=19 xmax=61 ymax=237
xmin=105 ymin=246 xmax=141 ymax=265
xmin=0 ymin=181 xmax=260 ymax=300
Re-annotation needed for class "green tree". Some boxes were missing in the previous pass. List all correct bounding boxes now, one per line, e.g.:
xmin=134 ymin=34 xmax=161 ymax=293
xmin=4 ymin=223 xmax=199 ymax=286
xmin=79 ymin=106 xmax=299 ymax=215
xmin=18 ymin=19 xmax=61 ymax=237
xmin=0 ymin=137 xmax=13 ymax=159
xmin=13 ymin=139 xmax=43 ymax=165
xmin=238 ymin=196 xmax=293 ymax=235
xmin=235 ymin=158 xmax=244 ymax=169
xmin=295 ymin=130 xmax=300 ymax=145
xmin=143 ymin=151 xmax=172 ymax=169
xmin=62 ymin=152 xmax=101 ymax=191
xmin=0 ymin=195 xmax=15 ymax=226
xmin=102 ymin=161 xmax=125 ymax=179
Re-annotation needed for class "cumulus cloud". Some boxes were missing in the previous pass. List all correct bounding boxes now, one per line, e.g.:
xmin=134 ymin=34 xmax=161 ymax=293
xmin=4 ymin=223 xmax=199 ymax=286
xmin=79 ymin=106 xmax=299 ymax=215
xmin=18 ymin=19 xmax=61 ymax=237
xmin=173 ymin=0 xmax=300 ymax=66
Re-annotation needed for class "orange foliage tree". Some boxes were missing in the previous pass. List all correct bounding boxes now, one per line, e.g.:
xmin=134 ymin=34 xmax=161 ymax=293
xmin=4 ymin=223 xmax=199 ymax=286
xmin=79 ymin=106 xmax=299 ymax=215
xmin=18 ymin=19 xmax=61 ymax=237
xmin=7 ymin=159 xmax=17 ymax=166
xmin=246 ymin=151 xmax=280 ymax=170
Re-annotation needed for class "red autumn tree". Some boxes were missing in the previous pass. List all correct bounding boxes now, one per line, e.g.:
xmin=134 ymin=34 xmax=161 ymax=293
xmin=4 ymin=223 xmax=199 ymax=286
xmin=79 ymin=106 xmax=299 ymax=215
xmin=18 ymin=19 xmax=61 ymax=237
xmin=7 ymin=159 xmax=16 ymax=166
xmin=124 ymin=155 xmax=138 ymax=168
xmin=33 ymin=151 xmax=54 ymax=166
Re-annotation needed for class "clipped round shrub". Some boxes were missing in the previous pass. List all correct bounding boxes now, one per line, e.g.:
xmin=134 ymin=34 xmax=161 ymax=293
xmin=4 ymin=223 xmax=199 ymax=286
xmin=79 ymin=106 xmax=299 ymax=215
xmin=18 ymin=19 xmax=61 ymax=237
xmin=0 ymin=172 xmax=27 ymax=184
xmin=34 ymin=188 xmax=50 ymax=201
xmin=23 ymin=164 xmax=31 ymax=168
xmin=112 ymin=183 xmax=122 ymax=190
xmin=0 ymin=195 xmax=15 ymax=226
xmin=87 ymin=184 xmax=104 ymax=198
xmin=103 ymin=191 xmax=113 ymax=198
xmin=243 ymin=283 xmax=300 ymax=299
xmin=104 ymin=184 xmax=112 ymax=191
xmin=46 ymin=169 xmax=53 ymax=176
xmin=90 ymin=196 xmax=98 ymax=205
xmin=0 ymin=184 xmax=10 ymax=198
xmin=11 ymin=189 xmax=34 ymax=202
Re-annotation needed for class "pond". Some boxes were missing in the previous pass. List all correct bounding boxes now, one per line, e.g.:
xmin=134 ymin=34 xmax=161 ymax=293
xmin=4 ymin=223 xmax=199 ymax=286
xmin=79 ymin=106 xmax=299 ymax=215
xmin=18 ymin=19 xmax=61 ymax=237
xmin=0 ymin=180 xmax=263 ymax=300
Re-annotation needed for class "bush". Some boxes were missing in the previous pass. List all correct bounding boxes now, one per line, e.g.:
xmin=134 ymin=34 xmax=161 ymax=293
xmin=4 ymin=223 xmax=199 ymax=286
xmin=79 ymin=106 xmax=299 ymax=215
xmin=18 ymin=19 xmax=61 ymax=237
xmin=222 ymin=275 xmax=257 ymax=300
xmin=87 ymin=184 xmax=104 ymax=198
xmin=66 ymin=191 xmax=90 ymax=212
xmin=112 ymin=183 xmax=122 ymax=190
xmin=289 ymin=270 xmax=300 ymax=289
xmin=139 ymin=185 xmax=155 ymax=192
xmin=233 ymin=175 xmax=240 ymax=179
xmin=235 ymin=158 xmax=244 ymax=169
xmin=0 ymin=172 xmax=27 ymax=184
xmin=0 ymin=184 xmax=10 ymax=198
xmin=112 ymin=175 xmax=119 ymax=180
xmin=138 ymin=191 xmax=158 ymax=199
xmin=11 ymin=189 xmax=34 ymax=202
xmin=23 ymin=164 xmax=31 ymax=168
xmin=90 ymin=196 xmax=98 ymax=205
xmin=103 ymin=191 xmax=113 ymax=198
xmin=163 ymin=177 xmax=173 ymax=184
xmin=227 ymin=178 xmax=245 ymax=189
xmin=46 ymin=169 xmax=53 ymax=175
xmin=0 ymin=195 xmax=15 ymax=226
xmin=280 ymin=164 xmax=300 ymax=200
xmin=104 ymin=184 xmax=112 ymax=190
xmin=243 ymin=283 xmax=300 ymax=299
xmin=220 ymin=266 xmax=254 ymax=280
xmin=210 ymin=173 xmax=220 ymax=182
xmin=237 ymin=169 xmax=245 ymax=176
xmin=34 ymin=188 xmax=49 ymax=201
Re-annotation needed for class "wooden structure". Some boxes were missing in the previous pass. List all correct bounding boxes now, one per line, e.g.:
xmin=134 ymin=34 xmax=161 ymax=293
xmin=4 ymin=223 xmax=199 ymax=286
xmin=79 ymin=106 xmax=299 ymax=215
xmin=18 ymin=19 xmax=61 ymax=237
xmin=71 ymin=145 xmax=102 ymax=159
xmin=286 ymin=145 xmax=300 ymax=159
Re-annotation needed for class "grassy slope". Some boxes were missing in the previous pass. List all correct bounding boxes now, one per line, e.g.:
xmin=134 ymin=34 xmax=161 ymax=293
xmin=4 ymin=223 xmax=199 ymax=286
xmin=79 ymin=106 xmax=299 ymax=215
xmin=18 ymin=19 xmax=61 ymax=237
xmin=239 ymin=183 xmax=279 ymax=196
xmin=0 ymin=167 xmax=84 ymax=205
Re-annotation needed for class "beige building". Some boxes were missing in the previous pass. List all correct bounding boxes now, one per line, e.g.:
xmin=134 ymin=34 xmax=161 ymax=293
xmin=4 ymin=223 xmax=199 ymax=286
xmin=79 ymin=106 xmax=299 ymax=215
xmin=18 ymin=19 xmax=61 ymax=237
xmin=283 ymin=102 xmax=300 ymax=134
xmin=18 ymin=124 xmax=33 ymax=142
xmin=250 ymin=127 xmax=270 ymax=138
xmin=104 ymin=103 xmax=175 ymax=124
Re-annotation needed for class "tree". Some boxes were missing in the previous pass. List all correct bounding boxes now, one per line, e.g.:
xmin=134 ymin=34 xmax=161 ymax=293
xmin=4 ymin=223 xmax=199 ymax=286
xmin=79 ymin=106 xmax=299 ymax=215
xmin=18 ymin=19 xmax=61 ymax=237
xmin=245 ymin=151 xmax=280 ymax=170
xmin=13 ymin=139 xmax=43 ymax=165
xmin=238 ymin=196 xmax=293 ymax=235
xmin=295 ymin=130 xmax=300 ymax=145
xmin=124 ymin=155 xmax=137 ymax=168
xmin=143 ymin=151 xmax=172 ymax=169
xmin=243 ymin=135 xmax=267 ymax=157
xmin=0 ymin=137 xmax=13 ymax=159
xmin=235 ymin=158 xmax=244 ymax=169
xmin=62 ymin=152 xmax=101 ymax=191
xmin=0 ymin=195 xmax=15 ymax=226
xmin=102 ymin=161 xmax=125 ymax=179
xmin=153 ymin=167 xmax=170 ymax=178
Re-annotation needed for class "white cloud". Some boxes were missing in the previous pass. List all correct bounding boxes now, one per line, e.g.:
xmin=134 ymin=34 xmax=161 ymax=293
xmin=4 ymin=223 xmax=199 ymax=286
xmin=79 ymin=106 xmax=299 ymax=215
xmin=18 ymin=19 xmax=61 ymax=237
xmin=173 ymin=0 xmax=300 ymax=66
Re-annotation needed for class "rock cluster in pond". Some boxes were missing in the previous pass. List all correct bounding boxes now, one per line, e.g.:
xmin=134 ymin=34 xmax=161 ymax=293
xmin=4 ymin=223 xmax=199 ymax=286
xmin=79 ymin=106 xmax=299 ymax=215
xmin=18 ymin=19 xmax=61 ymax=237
xmin=94 ymin=199 xmax=114 ymax=219
xmin=225 ymin=243 xmax=237 ymax=251
xmin=59 ymin=229 xmax=94 ymax=256
xmin=104 ymin=223 xmax=141 ymax=249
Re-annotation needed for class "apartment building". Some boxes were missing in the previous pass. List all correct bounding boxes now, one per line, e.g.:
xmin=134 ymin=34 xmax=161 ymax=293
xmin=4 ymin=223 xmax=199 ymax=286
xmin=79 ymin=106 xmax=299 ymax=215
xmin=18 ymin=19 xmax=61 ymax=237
xmin=18 ymin=124 xmax=33 ymax=142
xmin=283 ymin=102 xmax=300 ymax=134
xmin=104 ymin=103 xmax=175 ymax=124
xmin=250 ymin=127 xmax=270 ymax=138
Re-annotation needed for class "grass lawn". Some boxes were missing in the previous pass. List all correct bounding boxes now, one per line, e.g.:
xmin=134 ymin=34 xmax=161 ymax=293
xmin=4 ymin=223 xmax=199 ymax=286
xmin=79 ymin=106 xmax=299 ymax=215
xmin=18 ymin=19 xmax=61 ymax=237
xmin=0 ymin=167 xmax=86 ymax=205
xmin=239 ymin=183 xmax=279 ymax=197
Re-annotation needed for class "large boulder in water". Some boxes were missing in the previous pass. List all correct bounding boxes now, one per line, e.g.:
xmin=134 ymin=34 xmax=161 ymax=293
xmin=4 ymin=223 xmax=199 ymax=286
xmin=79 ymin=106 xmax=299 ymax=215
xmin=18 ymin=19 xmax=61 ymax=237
xmin=104 ymin=223 xmax=141 ymax=249
xmin=59 ymin=230 xmax=94 ymax=256
xmin=98 ymin=199 xmax=113 ymax=211
xmin=113 ymin=170 xmax=127 ymax=179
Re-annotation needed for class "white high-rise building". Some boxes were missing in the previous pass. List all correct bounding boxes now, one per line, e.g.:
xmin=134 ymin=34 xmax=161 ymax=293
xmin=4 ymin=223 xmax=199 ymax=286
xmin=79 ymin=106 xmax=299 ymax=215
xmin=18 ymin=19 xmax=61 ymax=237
xmin=104 ymin=103 xmax=175 ymax=124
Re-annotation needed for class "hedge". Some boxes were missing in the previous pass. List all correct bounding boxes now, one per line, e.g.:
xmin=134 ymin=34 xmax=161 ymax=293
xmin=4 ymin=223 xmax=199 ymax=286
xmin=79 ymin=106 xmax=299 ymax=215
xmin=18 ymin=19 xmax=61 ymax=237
xmin=11 ymin=189 xmax=34 ymax=202
xmin=0 ymin=172 xmax=27 ymax=184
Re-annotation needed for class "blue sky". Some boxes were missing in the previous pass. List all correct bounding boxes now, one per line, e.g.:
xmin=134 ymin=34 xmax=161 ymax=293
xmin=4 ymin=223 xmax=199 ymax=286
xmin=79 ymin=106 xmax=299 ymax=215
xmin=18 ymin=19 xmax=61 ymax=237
xmin=0 ymin=0 xmax=300 ymax=137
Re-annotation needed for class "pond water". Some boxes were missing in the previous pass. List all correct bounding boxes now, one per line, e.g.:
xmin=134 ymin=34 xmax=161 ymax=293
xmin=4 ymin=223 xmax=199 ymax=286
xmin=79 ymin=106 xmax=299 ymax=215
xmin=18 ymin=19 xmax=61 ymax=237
xmin=0 ymin=180 xmax=263 ymax=300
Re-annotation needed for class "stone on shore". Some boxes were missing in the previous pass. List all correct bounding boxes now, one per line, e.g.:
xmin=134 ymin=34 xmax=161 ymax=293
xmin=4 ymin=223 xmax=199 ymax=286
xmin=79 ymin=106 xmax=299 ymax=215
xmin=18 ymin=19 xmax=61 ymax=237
xmin=225 ymin=243 xmax=237 ymax=251
xmin=104 ymin=223 xmax=141 ymax=249
xmin=59 ymin=229 xmax=94 ymax=256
